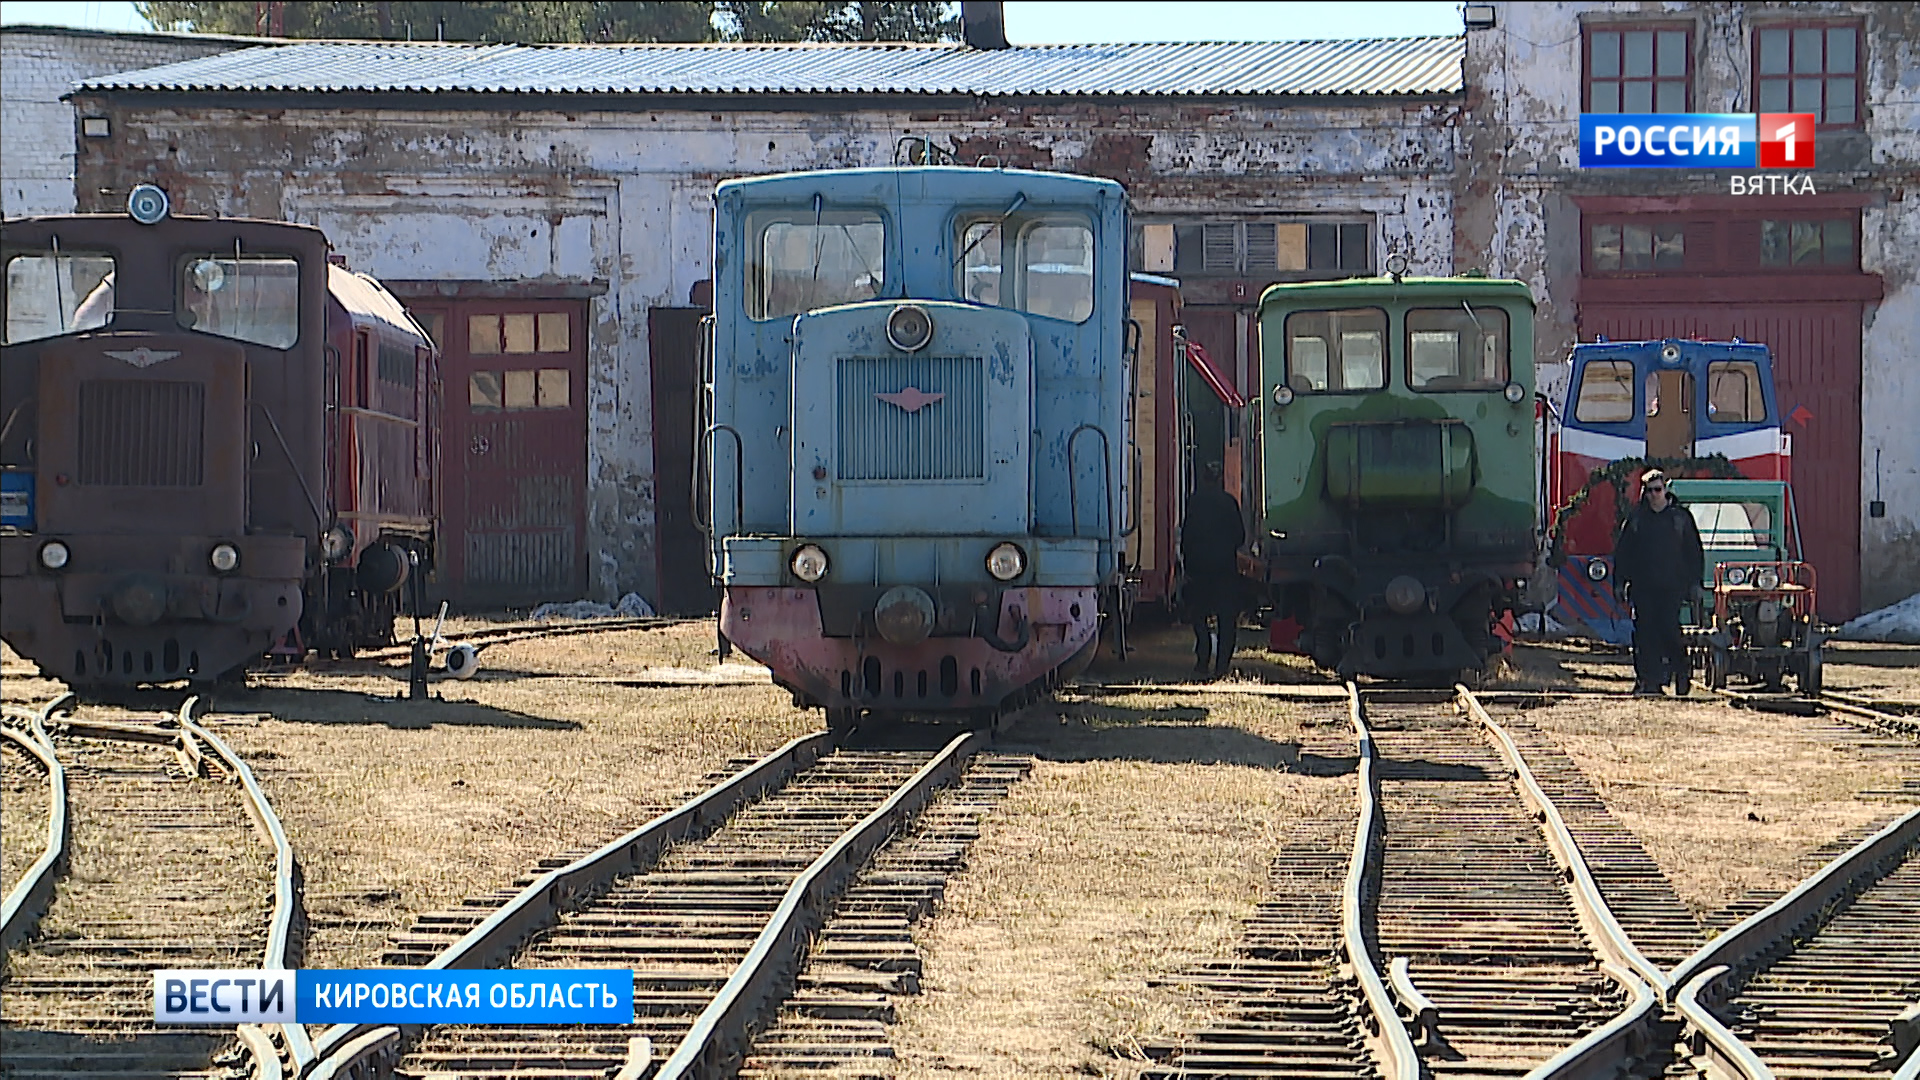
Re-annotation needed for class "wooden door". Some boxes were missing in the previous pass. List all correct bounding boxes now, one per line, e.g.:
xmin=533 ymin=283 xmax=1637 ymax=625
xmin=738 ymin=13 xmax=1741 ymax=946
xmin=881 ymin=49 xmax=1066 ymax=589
xmin=414 ymin=300 xmax=588 ymax=608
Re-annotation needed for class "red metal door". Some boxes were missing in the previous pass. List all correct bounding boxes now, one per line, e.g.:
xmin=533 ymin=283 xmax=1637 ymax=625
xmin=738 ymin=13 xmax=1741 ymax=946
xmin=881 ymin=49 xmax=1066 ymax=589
xmin=414 ymin=300 xmax=588 ymax=608
xmin=1578 ymin=302 xmax=1863 ymax=619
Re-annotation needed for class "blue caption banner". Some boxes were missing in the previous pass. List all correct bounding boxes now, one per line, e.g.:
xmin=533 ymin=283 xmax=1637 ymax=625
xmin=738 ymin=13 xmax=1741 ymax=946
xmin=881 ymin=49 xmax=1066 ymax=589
xmin=297 ymin=970 xmax=634 ymax=1025
xmin=1581 ymin=113 xmax=1756 ymax=168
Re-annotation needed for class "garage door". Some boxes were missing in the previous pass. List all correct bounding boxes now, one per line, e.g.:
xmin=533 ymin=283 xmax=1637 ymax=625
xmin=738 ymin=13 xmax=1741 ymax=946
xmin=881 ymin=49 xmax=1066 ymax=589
xmin=413 ymin=300 xmax=589 ymax=608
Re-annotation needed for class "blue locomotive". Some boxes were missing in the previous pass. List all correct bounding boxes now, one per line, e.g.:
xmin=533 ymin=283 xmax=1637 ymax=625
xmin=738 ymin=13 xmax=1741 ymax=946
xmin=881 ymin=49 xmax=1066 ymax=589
xmin=700 ymin=165 xmax=1129 ymax=726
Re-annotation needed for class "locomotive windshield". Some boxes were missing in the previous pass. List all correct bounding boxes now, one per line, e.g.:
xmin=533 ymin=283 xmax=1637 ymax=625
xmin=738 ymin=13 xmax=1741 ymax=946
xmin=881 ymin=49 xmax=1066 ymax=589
xmin=957 ymin=216 xmax=1095 ymax=323
xmin=175 ymin=255 xmax=300 ymax=349
xmin=1573 ymin=359 xmax=1635 ymax=422
xmin=747 ymin=209 xmax=885 ymax=320
xmin=1690 ymin=500 xmax=1774 ymax=548
xmin=1406 ymin=305 xmax=1509 ymax=391
xmin=3 ymin=252 xmax=115 ymax=344
xmin=1283 ymin=308 xmax=1386 ymax=392
xmin=1707 ymin=360 xmax=1765 ymax=422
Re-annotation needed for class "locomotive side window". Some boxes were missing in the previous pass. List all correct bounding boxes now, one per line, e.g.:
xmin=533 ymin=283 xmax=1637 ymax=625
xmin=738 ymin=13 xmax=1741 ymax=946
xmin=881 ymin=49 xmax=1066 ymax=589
xmin=1283 ymin=308 xmax=1386 ymax=393
xmin=176 ymin=255 xmax=299 ymax=349
xmin=957 ymin=216 xmax=1096 ymax=323
xmin=1406 ymin=305 xmax=1510 ymax=391
xmin=1706 ymin=360 xmax=1765 ymax=423
xmin=4 ymin=252 xmax=115 ymax=344
xmin=1573 ymin=359 xmax=1635 ymax=422
xmin=747 ymin=210 xmax=885 ymax=320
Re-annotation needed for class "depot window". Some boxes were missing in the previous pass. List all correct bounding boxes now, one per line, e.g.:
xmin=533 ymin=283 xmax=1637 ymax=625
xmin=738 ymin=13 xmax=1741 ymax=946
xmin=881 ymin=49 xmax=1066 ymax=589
xmin=1573 ymin=359 xmax=1635 ymax=423
xmin=1759 ymin=218 xmax=1854 ymax=269
xmin=3 ymin=252 xmax=115 ymax=344
xmin=1585 ymin=24 xmax=1692 ymax=114
xmin=1706 ymin=361 xmax=1765 ymax=423
xmin=748 ymin=209 xmax=886 ymax=321
xmin=1406 ymin=305 xmax=1509 ymax=391
xmin=958 ymin=215 xmax=1095 ymax=323
xmin=1754 ymin=23 xmax=1860 ymax=127
xmin=1283 ymin=308 xmax=1386 ymax=393
xmin=1589 ymin=221 xmax=1685 ymax=273
xmin=176 ymin=255 xmax=300 ymax=349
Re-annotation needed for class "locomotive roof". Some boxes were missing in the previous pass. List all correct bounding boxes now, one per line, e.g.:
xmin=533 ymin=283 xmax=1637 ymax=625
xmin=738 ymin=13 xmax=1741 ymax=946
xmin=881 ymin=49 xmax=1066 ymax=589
xmin=328 ymin=264 xmax=431 ymax=348
xmin=1569 ymin=338 xmax=1772 ymax=361
xmin=717 ymin=165 xmax=1122 ymax=205
xmin=1257 ymin=275 xmax=1536 ymax=308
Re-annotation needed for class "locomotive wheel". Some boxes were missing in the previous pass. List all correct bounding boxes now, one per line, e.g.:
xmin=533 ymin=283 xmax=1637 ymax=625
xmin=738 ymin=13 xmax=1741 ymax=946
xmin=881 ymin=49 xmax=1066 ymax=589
xmin=1705 ymin=647 xmax=1729 ymax=690
xmin=1798 ymin=649 xmax=1823 ymax=694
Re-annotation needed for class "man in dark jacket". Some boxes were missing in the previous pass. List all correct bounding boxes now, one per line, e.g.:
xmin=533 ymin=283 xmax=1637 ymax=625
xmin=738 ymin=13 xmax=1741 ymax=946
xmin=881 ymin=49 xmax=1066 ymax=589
xmin=1613 ymin=469 xmax=1706 ymax=695
xmin=1181 ymin=461 xmax=1246 ymax=678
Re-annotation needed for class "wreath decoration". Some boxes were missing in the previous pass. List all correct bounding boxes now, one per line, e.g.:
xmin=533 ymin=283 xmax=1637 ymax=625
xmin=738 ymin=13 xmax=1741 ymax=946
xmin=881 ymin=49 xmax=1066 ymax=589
xmin=1546 ymin=452 xmax=1742 ymax=564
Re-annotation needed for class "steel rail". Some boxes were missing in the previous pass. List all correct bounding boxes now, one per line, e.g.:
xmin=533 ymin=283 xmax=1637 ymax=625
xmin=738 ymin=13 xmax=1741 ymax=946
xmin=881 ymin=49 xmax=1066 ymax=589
xmin=1459 ymin=687 xmax=1670 ymax=993
xmin=654 ymin=730 xmax=984 ymax=1078
xmin=1667 ymin=806 xmax=1920 ymax=1079
xmin=304 ymin=729 xmax=836 ymax=1079
xmin=1457 ymin=686 xmax=1664 ymax=1077
xmin=1816 ymin=691 xmax=1919 ymax=736
xmin=177 ymin=696 xmax=317 ymax=1075
xmin=1343 ymin=684 xmax=1422 ymax=1080
xmin=0 ymin=692 xmax=74 ymax=956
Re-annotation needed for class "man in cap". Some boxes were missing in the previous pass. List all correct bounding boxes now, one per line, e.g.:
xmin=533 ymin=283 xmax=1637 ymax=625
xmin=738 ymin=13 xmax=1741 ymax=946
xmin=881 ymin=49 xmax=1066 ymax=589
xmin=1181 ymin=460 xmax=1246 ymax=679
xmin=1613 ymin=468 xmax=1706 ymax=695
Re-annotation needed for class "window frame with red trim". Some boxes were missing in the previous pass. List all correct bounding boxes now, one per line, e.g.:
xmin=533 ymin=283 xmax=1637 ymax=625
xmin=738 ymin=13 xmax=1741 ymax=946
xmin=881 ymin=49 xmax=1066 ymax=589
xmin=1582 ymin=22 xmax=1694 ymax=114
xmin=1751 ymin=20 xmax=1863 ymax=130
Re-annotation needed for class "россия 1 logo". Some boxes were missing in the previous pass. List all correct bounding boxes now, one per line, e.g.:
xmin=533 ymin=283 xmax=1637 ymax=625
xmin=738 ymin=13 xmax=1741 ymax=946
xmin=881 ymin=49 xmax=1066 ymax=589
xmin=1580 ymin=113 xmax=1814 ymax=168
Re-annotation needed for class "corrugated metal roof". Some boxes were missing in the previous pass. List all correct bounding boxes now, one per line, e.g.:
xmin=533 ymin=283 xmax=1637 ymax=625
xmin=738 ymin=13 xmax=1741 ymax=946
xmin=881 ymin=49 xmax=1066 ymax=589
xmin=75 ymin=37 xmax=1463 ymax=98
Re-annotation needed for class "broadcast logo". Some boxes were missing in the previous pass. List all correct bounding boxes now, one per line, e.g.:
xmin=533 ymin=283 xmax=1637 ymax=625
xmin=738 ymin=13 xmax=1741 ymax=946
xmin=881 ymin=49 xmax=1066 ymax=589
xmin=1580 ymin=113 xmax=1815 ymax=169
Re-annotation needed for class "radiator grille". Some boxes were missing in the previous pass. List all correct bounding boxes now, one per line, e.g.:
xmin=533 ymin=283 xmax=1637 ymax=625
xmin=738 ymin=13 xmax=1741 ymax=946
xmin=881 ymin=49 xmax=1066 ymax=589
xmin=78 ymin=380 xmax=205 ymax=486
xmin=837 ymin=355 xmax=984 ymax=481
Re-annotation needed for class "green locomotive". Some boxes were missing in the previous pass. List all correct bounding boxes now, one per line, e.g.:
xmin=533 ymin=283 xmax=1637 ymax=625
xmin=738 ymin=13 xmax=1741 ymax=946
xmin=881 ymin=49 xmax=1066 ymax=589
xmin=1256 ymin=274 xmax=1536 ymax=679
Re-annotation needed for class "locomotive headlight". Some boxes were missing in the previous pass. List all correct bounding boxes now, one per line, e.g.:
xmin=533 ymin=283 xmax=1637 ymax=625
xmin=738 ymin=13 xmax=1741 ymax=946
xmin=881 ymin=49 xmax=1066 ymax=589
xmin=986 ymin=542 xmax=1026 ymax=581
xmin=1726 ymin=566 xmax=1748 ymax=586
xmin=38 ymin=540 xmax=70 ymax=570
xmin=322 ymin=524 xmax=355 ymax=562
xmin=209 ymin=543 xmax=240 ymax=573
xmin=1503 ymin=381 xmax=1525 ymax=404
xmin=1272 ymin=383 xmax=1295 ymax=407
xmin=886 ymin=305 xmax=934 ymax=352
xmin=790 ymin=543 xmax=829 ymax=582
xmin=1585 ymin=559 xmax=1609 ymax=582
xmin=1754 ymin=569 xmax=1781 ymax=590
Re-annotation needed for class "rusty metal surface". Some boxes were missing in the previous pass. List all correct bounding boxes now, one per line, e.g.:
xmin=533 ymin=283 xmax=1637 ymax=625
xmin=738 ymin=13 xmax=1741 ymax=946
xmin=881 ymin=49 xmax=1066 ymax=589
xmin=77 ymin=37 xmax=1465 ymax=98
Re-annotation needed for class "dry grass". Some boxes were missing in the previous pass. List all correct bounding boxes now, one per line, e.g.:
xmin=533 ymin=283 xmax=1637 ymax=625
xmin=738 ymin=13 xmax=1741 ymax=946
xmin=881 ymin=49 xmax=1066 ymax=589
xmin=176 ymin=622 xmax=813 ymax=968
xmin=1514 ymin=694 xmax=1920 ymax=914
xmin=1821 ymin=641 xmax=1920 ymax=699
xmin=890 ymin=631 xmax=1354 ymax=1079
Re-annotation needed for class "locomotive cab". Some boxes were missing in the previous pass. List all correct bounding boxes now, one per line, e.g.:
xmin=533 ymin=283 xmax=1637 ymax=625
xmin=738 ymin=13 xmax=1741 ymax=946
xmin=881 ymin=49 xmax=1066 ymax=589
xmin=1547 ymin=339 xmax=1788 ymax=644
xmin=1 ymin=192 xmax=435 ymax=684
xmin=703 ymin=166 xmax=1129 ymax=721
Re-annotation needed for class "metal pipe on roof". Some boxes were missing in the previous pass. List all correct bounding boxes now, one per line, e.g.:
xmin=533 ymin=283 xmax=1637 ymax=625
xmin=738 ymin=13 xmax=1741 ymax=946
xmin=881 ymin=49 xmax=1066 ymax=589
xmin=961 ymin=1 xmax=1009 ymax=51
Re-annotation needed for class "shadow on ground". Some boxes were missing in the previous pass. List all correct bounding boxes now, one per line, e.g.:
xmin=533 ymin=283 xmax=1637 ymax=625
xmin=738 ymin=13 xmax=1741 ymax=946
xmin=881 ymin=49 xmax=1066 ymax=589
xmin=207 ymin=684 xmax=579 ymax=731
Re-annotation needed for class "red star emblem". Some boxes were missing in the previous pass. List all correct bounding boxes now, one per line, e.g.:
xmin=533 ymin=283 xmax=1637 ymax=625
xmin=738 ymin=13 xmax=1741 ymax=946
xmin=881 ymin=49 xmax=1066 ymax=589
xmin=875 ymin=386 xmax=945 ymax=413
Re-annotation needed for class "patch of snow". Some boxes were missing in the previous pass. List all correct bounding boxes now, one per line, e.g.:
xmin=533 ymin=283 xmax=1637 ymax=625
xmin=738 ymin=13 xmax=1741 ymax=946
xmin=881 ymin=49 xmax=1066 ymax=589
xmin=530 ymin=592 xmax=656 ymax=621
xmin=1835 ymin=591 xmax=1920 ymax=644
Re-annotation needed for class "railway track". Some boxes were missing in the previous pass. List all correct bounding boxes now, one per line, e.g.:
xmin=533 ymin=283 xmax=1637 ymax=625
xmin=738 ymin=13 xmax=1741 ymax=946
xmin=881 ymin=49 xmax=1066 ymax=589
xmin=307 ymin=725 xmax=1015 ymax=1080
xmin=0 ymin=694 xmax=308 ymax=1079
xmin=1673 ymin=807 xmax=1920 ymax=1080
xmin=1125 ymin=684 xmax=1677 ymax=1079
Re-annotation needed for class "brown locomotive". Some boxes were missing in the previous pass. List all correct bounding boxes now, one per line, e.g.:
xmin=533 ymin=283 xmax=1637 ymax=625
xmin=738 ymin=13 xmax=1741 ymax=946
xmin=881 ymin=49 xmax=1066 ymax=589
xmin=1 ymin=188 xmax=436 ymax=685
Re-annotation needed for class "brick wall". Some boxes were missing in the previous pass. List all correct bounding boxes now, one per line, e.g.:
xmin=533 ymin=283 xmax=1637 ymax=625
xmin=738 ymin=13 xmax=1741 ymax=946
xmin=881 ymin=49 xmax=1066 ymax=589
xmin=1 ymin=27 xmax=242 ymax=216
